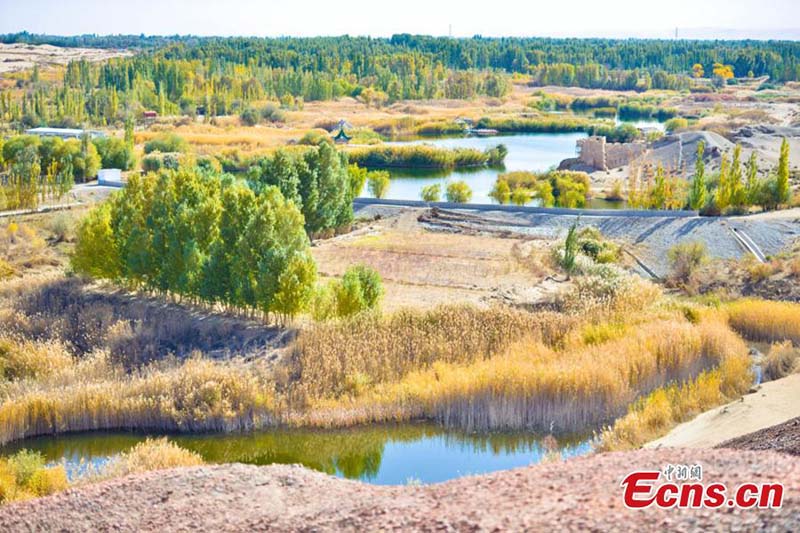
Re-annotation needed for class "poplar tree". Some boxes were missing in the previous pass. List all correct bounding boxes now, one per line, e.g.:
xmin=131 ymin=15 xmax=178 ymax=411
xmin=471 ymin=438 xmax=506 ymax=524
xmin=688 ymin=141 xmax=707 ymax=210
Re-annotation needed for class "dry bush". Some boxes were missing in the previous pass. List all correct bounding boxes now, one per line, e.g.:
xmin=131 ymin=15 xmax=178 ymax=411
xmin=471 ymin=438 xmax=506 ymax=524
xmin=103 ymin=438 xmax=204 ymax=478
xmin=292 ymin=304 xmax=577 ymax=400
xmin=727 ymin=299 xmax=800 ymax=344
xmin=0 ymin=336 xmax=73 ymax=381
xmin=763 ymin=341 xmax=800 ymax=381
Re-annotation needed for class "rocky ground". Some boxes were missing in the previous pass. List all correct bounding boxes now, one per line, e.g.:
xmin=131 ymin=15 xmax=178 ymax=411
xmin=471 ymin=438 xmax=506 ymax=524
xmin=0 ymin=448 xmax=796 ymax=532
xmin=720 ymin=416 xmax=800 ymax=456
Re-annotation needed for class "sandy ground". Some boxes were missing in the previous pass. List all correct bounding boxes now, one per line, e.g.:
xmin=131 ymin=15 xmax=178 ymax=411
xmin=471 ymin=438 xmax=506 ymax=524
xmin=0 ymin=43 xmax=131 ymax=74
xmin=647 ymin=373 xmax=800 ymax=449
xmin=1 ymin=448 xmax=796 ymax=532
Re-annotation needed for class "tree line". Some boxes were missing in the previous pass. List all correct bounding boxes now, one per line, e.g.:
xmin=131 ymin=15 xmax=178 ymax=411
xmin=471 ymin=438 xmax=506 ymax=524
xmin=3 ymin=34 xmax=800 ymax=127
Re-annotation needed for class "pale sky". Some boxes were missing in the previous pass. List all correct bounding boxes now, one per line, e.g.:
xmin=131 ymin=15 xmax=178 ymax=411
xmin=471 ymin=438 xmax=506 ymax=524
xmin=0 ymin=0 xmax=798 ymax=39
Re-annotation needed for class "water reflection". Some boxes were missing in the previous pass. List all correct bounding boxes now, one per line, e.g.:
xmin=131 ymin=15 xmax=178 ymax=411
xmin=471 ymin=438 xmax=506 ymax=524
xmin=0 ymin=423 xmax=594 ymax=485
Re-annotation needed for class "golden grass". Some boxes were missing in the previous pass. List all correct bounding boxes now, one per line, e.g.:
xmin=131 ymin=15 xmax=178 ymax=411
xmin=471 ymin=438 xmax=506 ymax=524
xmin=726 ymin=299 xmax=800 ymax=344
xmin=597 ymin=352 xmax=753 ymax=450
xmin=292 ymin=305 xmax=577 ymax=401
xmin=103 ymin=438 xmax=204 ymax=478
xmin=299 ymin=313 xmax=749 ymax=433
xmin=0 ymin=353 xmax=275 ymax=446
xmin=763 ymin=341 xmax=800 ymax=381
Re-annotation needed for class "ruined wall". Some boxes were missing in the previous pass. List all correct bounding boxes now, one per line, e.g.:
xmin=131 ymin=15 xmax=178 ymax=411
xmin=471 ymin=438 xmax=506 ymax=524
xmin=577 ymin=136 xmax=647 ymax=170
xmin=577 ymin=136 xmax=607 ymax=170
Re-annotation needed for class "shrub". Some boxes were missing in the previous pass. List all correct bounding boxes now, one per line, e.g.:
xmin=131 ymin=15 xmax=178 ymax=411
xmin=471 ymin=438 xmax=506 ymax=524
xmin=667 ymin=241 xmax=707 ymax=285
xmin=143 ymin=133 xmax=188 ymax=154
xmin=104 ymin=438 xmax=204 ymax=478
xmin=367 ymin=171 xmax=391 ymax=199
xmin=420 ymin=183 xmax=442 ymax=202
xmin=240 ymin=107 xmax=260 ymax=126
xmin=333 ymin=265 xmax=383 ymax=317
xmin=93 ymin=137 xmax=136 ymax=170
xmin=664 ymin=117 xmax=689 ymax=133
xmin=445 ymin=181 xmax=472 ymax=203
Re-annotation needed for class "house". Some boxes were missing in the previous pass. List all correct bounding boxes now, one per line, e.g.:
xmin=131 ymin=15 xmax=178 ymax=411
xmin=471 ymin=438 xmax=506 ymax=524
xmin=143 ymin=111 xmax=158 ymax=124
xmin=24 ymin=127 xmax=106 ymax=140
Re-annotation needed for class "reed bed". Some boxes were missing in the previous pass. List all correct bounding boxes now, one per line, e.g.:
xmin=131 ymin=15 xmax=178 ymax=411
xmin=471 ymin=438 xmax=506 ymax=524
xmin=292 ymin=305 xmax=578 ymax=400
xmin=102 ymin=438 xmax=204 ymax=478
xmin=300 ymin=314 xmax=749 ymax=433
xmin=347 ymin=145 xmax=495 ymax=169
xmin=726 ymin=299 xmax=800 ymax=344
xmin=598 ymin=352 xmax=753 ymax=450
xmin=0 ymin=353 xmax=275 ymax=446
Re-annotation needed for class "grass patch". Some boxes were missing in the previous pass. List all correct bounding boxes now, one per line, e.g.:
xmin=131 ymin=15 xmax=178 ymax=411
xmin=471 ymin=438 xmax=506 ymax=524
xmin=726 ymin=299 xmax=800 ymax=344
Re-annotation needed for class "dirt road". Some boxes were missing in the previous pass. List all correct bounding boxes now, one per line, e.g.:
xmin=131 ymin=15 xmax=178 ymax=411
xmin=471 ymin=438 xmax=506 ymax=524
xmin=1 ymin=448 xmax=796 ymax=532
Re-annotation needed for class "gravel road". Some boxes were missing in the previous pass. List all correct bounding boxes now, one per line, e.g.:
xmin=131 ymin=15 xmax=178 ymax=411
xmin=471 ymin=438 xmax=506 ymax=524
xmin=1 ymin=448 xmax=797 ymax=532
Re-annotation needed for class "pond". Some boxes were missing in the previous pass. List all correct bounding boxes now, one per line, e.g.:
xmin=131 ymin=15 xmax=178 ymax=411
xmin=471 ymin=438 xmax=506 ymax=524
xmin=374 ymin=133 xmax=588 ymax=204
xmin=0 ymin=423 xmax=594 ymax=485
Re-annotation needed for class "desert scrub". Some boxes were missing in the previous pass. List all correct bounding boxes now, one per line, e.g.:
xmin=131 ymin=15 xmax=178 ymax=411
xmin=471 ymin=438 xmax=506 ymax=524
xmin=303 ymin=314 xmax=749 ymax=433
xmin=103 ymin=438 xmax=204 ymax=478
xmin=726 ymin=299 xmax=800 ymax=344
xmin=0 ymin=450 xmax=67 ymax=502
xmin=598 ymin=350 xmax=753 ymax=450
xmin=292 ymin=304 xmax=577 ymax=400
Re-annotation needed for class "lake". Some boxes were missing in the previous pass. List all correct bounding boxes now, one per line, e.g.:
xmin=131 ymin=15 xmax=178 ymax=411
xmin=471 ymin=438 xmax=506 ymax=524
xmin=374 ymin=132 xmax=587 ymax=204
xmin=0 ymin=423 xmax=594 ymax=485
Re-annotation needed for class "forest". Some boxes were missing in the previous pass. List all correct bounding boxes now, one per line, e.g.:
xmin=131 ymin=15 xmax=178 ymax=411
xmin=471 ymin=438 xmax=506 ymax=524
xmin=2 ymin=33 xmax=800 ymax=127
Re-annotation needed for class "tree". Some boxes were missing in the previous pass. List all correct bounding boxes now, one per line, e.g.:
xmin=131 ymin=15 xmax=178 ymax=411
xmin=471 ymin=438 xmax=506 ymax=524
xmin=367 ymin=171 xmax=390 ymax=199
xmin=745 ymin=152 xmax=760 ymax=205
xmin=511 ymin=188 xmax=529 ymax=206
xmin=489 ymin=180 xmax=511 ymax=204
xmin=729 ymin=144 xmax=746 ymax=208
xmin=71 ymin=201 xmax=120 ymax=279
xmin=688 ymin=141 xmax=707 ymax=210
xmin=271 ymin=253 xmax=317 ymax=321
xmin=333 ymin=264 xmax=383 ymax=317
xmin=715 ymin=154 xmax=730 ymax=210
xmin=94 ymin=137 xmax=136 ymax=170
xmin=776 ymin=137 xmax=791 ymax=207
xmin=692 ymin=64 xmax=705 ymax=78
xmin=420 ymin=183 xmax=442 ymax=202
xmin=445 ymin=180 xmax=472 ymax=203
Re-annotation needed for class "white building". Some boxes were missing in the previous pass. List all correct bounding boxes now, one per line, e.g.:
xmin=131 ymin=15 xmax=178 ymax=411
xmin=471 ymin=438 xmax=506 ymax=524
xmin=24 ymin=127 xmax=106 ymax=140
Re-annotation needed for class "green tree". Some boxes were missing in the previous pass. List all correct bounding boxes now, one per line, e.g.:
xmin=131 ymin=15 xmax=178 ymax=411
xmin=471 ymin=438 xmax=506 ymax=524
xmin=445 ymin=180 xmax=472 ymax=203
xmin=71 ymin=201 xmax=120 ymax=279
xmin=367 ymin=171 xmax=390 ymax=199
xmin=688 ymin=141 xmax=707 ymax=210
xmin=745 ymin=152 xmax=760 ymax=205
xmin=776 ymin=137 xmax=791 ymax=207
xmin=489 ymin=180 xmax=511 ymax=204
xmin=420 ymin=183 xmax=442 ymax=202
xmin=271 ymin=253 xmax=317 ymax=321
xmin=729 ymin=144 xmax=745 ymax=208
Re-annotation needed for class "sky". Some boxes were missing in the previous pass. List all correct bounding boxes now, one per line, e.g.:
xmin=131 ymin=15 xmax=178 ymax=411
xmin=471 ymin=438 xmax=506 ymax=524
xmin=0 ymin=0 xmax=798 ymax=40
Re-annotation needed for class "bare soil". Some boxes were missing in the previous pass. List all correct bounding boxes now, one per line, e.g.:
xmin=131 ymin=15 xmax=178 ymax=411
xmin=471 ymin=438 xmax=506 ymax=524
xmin=1 ymin=448 xmax=797 ymax=532
xmin=0 ymin=43 xmax=131 ymax=74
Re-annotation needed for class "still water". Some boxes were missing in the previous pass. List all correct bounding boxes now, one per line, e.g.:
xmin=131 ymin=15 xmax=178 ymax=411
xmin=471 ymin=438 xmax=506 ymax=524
xmin=374 ymin=133 xmax=587 ymax=204
xmin=0 ymin=423 xmax=594 ymax=485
